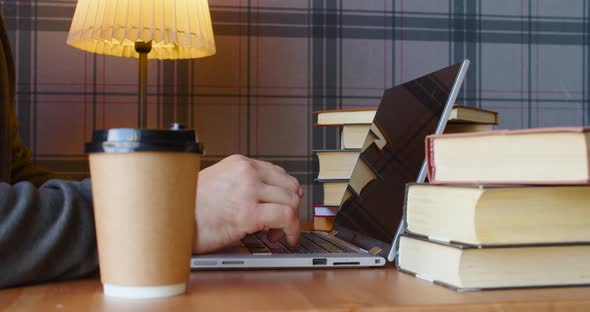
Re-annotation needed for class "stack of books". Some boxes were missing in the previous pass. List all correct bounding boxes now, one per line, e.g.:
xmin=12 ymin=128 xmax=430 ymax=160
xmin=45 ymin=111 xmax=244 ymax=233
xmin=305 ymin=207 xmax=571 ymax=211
xmin=312 ymin=205 xmax=339 ymax=233
xmin=313 ymin=105 xmax=498 ymax=231
xmin=397 ymin=127 xmax=590 ymax=290
xmin=313 ymin=109 xmax=368 ymax=231
xmin=443 ymin=105 xmax=498 ymax=133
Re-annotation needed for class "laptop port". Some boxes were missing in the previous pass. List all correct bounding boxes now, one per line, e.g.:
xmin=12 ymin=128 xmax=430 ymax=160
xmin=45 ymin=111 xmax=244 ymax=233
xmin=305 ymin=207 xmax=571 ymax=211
xmin=333 ymin=262 xmax=360 ymax=266
xmin=192 ymin=260 xmax=217 ymax=266
xmin=312 ymin=258 xmax=327 ymax=265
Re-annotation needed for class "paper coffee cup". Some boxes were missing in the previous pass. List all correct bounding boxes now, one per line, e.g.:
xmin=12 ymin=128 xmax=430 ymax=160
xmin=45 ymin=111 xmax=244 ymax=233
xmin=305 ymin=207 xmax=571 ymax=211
xmin=86 ymin=128 xmax=202 ymax=299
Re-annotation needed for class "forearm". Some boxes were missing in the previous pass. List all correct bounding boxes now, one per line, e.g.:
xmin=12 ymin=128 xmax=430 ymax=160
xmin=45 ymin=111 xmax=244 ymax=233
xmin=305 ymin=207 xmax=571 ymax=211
xmin=0 ymin=179 xmax=98 ymax=288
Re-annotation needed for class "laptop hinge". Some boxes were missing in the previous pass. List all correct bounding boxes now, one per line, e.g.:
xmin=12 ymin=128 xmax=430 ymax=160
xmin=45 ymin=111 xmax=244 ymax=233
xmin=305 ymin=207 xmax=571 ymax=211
xmin=368 ymin=247 xmax=383 ymax=255
xmin=333 ymin=224 xmax=391 ymax=257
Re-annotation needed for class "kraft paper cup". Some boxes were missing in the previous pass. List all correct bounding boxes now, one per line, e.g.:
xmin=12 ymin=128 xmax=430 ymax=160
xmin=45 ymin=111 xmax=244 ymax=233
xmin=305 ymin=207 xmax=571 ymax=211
xmin=86 ymin=128 xmax=202 ymax=299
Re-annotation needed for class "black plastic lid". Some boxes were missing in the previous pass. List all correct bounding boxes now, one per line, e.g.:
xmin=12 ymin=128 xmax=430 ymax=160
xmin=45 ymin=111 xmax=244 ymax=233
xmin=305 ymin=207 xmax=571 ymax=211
xmin=85 ymin=128 xmax=203 ymax=154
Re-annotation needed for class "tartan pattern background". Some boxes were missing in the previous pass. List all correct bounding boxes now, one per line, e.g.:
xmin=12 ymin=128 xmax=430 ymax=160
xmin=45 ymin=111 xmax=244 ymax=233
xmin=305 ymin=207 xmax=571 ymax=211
xmin=2 ymin=0 xmax=590 ymax=220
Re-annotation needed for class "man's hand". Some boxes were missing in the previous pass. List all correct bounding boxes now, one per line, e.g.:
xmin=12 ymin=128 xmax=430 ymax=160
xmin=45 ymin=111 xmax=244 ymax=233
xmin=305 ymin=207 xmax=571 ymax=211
xmin=193 ymin=155 xmax=303 ymax=254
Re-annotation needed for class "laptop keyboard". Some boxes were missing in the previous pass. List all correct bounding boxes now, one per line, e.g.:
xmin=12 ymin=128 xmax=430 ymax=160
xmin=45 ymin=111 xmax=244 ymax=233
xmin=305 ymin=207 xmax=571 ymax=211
xmin=241 ymin=231 xmax=356 ymax=255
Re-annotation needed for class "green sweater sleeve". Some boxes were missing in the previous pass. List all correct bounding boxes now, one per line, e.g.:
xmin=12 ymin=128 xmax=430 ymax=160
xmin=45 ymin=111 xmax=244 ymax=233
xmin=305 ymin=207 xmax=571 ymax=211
xmin=0 ymin=179 xmax=98 ymax=288
xmin=0 ymin=13 xmax=98 ymax=289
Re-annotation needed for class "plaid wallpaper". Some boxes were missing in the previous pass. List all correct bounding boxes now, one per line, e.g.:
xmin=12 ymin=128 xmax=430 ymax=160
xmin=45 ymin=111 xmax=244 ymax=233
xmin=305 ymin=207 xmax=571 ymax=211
xmin=2 ymin=0 xmax=589 ymax=220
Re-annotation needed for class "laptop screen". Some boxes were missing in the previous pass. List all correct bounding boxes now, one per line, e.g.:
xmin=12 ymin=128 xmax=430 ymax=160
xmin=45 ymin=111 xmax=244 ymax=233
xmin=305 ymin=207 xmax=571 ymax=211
xmin=333 ymin=61 xmax=469 ymax=256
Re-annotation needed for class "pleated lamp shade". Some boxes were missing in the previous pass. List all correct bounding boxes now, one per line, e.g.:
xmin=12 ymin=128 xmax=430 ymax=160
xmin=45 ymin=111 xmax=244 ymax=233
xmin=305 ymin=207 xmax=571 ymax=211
xmin=66 ymin=0 xmax=216 ymax=60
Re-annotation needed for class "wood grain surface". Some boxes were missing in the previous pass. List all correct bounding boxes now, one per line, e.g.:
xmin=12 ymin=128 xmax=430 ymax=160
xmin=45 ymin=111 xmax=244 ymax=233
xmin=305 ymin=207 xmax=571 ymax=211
xmin=2 ymin=267 xmax=590 ymax=311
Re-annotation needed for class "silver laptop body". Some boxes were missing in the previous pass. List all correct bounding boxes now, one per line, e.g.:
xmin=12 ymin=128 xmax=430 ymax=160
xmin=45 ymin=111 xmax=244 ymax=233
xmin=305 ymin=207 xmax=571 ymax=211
xmin=191 ymin=60 xmax=470 ymax=269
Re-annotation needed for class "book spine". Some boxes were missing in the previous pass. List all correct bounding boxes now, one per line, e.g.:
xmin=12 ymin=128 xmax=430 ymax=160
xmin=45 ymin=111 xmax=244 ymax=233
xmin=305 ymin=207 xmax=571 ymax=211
xmin=425 ymin=136 xmax=436 ymax=182
xmin=429 ymin=179 xmax=590 ymax=185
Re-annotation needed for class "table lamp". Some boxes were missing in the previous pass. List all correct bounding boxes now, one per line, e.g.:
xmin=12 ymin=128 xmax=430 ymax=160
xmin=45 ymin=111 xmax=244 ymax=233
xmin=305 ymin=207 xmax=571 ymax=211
xmin=66 ymin=0 xmax=216 ymax=128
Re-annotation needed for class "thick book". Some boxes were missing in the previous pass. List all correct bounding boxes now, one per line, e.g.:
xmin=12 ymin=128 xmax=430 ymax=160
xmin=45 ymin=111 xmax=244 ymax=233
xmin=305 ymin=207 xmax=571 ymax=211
xmin=426 ymin=127 xmax=590 ymax=184
xmin=448 ymin=105 xmax=498 ymax=124
xmin=444 ymin=123 xmax=494 ymax=134
xmin=397 ymin=234 xmax=590 ymax=291
xmin=314 ymin=108 xmax=376 ymax=126
xmin=319 ymin=106 xmax=497 ymax=149
xmin=316 ymin=179 xmax=348 ymax=206
xmin=313 ymin=205 xmax=338 ymax=231
xmin=314 ymin=105 xmax=497 ymax=126
xmin=316 ymin=149 xmax=361 ymax=180
xmin=341 ymin=124 xmax=371 ymax=149
xmin=404 ymin=184 xmax=590 ymax=245
xmin=313 ymin=216 xmax=335 ymax=231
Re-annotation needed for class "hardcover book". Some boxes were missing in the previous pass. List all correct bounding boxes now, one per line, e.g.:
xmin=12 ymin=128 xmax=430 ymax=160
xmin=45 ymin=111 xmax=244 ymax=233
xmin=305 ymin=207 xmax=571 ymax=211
xmin=341 ymin=124 xmax=371 ymax=149
xmin=314 ymin=105 xmax=497 ymax=126
xmin=404 ymin=183 xmax=590 ymax=245
xmin=316 ymin=179 xmax=349 ymax=206
xmin=444 ymin=123 xmax=494 ymax=133
xmin=313 ymin=205 xmax=338 ymax=231
xmin=397 ymin=234 xmax=590 ymax=291
xmin=448 ymin=105 xmax=498 ymax=124
xmin=314 ymin=108 xmax=376 ymax=126
xmin=315 ymin=105 xmax=498 ymax=150
xmin=426 ymin=127 xmax=590 ymax=184
xmin=315 ymin=149 xmax=361 ymax=180
xmin=313 ymin=215 xmax=335 ymax=231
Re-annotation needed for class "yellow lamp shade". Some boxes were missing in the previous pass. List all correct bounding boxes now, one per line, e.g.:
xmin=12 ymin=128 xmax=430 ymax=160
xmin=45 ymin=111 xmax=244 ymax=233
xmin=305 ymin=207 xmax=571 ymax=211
xmin=67 ymin=0 xmax=216 ymax=60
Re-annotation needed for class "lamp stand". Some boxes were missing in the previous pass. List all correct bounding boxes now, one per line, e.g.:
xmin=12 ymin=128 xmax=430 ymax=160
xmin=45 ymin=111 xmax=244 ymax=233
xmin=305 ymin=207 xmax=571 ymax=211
xmin=135 ymin=41 xmax=152 ymax=128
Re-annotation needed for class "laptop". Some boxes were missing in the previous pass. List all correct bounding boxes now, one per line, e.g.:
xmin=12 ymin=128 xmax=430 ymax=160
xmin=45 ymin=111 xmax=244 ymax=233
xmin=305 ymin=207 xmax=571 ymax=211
xmin=191 ymin=60 xmax=470 ymax=269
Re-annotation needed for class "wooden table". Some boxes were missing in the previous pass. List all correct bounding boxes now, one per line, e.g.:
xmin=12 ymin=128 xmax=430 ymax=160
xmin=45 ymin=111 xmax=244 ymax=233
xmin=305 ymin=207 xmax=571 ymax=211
xmin=2 ymin=266 xmax=590 ymax=311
